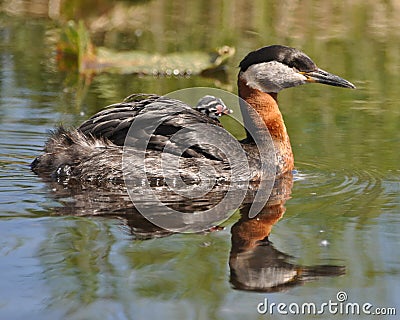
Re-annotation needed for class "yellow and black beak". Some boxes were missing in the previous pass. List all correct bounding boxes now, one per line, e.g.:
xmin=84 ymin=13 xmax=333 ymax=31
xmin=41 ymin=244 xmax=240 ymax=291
xmin=303 ymin=68 xmax=356 ymax=89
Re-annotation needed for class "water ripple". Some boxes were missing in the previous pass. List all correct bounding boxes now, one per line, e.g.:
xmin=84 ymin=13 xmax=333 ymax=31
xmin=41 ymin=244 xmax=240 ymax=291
xmin=293 ymin=161 xmax=384 ymax=204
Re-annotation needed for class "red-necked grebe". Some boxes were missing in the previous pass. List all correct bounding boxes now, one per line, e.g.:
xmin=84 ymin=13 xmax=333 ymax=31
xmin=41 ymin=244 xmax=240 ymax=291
xmin=31 ymin=45 xmax=355 ymax=183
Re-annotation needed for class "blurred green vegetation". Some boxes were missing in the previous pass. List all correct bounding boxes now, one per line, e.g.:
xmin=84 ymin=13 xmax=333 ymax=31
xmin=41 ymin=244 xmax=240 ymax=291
xmin=56 ymin=21 xmax=235 ymax=76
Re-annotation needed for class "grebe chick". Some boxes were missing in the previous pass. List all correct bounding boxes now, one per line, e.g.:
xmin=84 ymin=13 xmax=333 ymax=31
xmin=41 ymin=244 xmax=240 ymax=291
xmin=31 ymin=45 xmax=355 ymax=183
xmin=195 ymin=95 xmax=233 ymax=120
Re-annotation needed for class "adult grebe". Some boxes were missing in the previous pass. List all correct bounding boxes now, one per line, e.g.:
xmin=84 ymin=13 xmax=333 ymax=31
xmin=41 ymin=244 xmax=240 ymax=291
xmin=31 ymin=45 xmax=355 ymax=183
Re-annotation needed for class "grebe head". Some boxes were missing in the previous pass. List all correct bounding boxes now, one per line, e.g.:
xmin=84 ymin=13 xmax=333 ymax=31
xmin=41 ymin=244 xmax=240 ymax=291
xmin=239 ymin=45 xmax=355 ymax=93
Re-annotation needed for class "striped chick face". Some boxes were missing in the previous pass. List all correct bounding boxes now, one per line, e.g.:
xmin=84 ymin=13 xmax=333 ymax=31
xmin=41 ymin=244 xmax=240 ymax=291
xmin=195 ymin=95 xmax=233 ymax=121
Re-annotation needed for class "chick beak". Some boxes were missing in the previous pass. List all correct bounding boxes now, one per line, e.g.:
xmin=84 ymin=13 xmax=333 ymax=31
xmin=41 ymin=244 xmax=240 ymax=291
xmin=303 ymin=68 xmax=356 ymax=89
xmin=215 ymin=104 xmax=233 ymax=117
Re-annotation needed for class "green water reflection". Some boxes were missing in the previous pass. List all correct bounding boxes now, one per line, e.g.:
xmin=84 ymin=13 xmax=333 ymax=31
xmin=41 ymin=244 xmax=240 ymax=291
xmin=1 ymin=1 xmax=400 ymax=319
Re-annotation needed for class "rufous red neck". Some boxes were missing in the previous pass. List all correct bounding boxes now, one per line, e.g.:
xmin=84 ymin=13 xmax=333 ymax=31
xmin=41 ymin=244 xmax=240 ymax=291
xmin=238 ymin=74 xmax=294 ymax=174
xmin=238 ymin=75 xmax=289 ymax=140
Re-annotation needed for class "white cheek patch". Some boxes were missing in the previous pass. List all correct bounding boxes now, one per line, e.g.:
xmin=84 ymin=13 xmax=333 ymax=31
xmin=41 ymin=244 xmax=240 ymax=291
xmin=241 ymin=61 xmax=308 ymax=93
